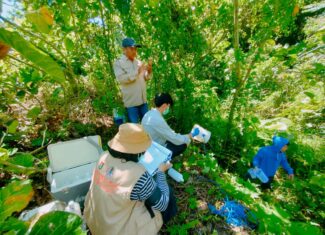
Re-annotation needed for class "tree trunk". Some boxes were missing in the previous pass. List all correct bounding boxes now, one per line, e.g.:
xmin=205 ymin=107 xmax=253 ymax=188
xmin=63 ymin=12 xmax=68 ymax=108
xmin=224 ymin=0 xmax=241 ymax=147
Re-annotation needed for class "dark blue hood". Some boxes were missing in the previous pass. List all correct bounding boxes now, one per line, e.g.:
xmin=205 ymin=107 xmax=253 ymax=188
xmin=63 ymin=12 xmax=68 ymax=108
xmin=272 ymin=136 xmax=289 ymax=152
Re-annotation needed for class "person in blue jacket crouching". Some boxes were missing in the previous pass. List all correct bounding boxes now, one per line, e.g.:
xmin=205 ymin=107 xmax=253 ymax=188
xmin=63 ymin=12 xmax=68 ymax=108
xmin=252 ymin=136 xmax=294 ymax=190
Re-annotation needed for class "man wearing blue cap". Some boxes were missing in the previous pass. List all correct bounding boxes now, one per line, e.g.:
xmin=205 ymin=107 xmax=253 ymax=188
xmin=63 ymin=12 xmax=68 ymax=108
xmin=113 ymin=38 xmax=153 ymax=123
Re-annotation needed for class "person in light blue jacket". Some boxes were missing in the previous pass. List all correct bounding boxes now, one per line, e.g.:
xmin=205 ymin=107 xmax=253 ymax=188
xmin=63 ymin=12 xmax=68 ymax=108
xmin=252 ymin=136 xmax=294 ymax=189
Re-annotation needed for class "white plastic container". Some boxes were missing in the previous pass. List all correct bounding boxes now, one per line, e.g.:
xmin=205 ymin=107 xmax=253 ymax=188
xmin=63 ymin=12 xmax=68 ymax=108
xmin=248 ymin=168 xmax=257 ymax=179
xmin=19 ymin=200 xmax=85 ymax=233
xmin=192 ymin=124 xmax=211 ymax=143
xmin=19 ymin=200 xmax=82 ymax=222
xmin=47 ymin=136 xmax=102 ymax=204
xmin=168 ymin=168 xmax=184 ymax=183
xmin=255 ymin=168 xmax=269 ymax=183
xmin=248 ymin=168 xmax=269 ymax=183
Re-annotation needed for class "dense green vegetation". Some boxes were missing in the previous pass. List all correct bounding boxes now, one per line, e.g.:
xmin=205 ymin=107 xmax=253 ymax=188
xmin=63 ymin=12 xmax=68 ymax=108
xmin=0 ymin=0 xmax=324 ymax=234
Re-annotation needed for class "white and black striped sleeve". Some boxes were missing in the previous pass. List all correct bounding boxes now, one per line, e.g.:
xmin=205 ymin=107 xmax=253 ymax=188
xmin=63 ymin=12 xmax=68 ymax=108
xmin=152 ymin=171 xmax=170 ymax=211
xmin=130 ymin=171 xmax=169 ymax=212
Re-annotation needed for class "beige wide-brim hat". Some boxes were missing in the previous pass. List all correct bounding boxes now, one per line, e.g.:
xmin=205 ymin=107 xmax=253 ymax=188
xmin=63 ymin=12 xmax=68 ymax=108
xmin=108 ymin=123 xmax=152 ymax=154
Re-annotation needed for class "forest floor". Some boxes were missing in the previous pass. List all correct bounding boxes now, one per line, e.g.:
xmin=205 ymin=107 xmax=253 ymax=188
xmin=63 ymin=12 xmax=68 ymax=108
xmin=3 ymin=91 xmax=323 ymax=234
xmin=3 ymin=99 xmax=255 ymax=234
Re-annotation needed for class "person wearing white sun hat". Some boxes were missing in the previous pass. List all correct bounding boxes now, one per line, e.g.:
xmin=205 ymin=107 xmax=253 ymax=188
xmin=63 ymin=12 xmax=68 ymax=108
xmin=84 ymin=123 xmax=177 ymax=235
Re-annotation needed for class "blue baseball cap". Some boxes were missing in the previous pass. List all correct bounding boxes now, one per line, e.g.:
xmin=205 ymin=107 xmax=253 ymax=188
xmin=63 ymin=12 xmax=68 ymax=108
xmin=122 ymin=37 xmax=142 ymax=48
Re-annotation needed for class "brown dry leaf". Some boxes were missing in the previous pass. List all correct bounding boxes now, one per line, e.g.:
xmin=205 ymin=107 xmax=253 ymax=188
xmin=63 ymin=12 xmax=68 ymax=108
xmin=0 ymin=42 xmax=10 ymax=59
xmin=292 ymin=5 xmax=299 ymax=16
xmin=40 ymin=6 xmax=54 ymax=25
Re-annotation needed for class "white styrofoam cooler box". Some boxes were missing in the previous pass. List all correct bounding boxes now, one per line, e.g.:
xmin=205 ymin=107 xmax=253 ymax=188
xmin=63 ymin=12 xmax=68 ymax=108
xmin=47 ymin=135 xmax=102 ymax=204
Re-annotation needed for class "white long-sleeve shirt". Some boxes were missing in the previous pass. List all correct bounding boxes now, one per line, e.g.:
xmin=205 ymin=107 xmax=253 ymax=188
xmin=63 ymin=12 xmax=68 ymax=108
xmin=113 ymin=54 xmax=152 ymax=108
xmin=141 ymin=108 xmax=191 ymax=146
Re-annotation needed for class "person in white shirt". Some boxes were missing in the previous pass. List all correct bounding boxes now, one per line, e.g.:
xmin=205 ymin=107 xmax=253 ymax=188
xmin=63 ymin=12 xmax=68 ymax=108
xmin=141 ymin=93 xmax=194 ymax=158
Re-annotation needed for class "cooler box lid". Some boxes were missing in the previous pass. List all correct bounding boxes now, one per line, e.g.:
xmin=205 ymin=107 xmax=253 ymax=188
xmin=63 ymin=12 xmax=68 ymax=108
xmin=47 ymin=135 xmax=102 ymax=173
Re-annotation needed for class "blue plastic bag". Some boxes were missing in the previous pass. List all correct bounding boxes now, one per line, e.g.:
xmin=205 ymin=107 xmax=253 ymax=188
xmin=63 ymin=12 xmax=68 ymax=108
xmin=208 ymin=199 xmax=258 ymax=229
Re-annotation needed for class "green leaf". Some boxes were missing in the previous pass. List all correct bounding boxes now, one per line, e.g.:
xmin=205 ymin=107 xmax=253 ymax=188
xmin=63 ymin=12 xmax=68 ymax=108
xmin=8 ymin=148 xmax=18 ymax=156
xmin=0 ymin=148 xmax=9 ymax=160
xmin=0 ymin=180 xmax=34 ymax=222
xmin=52 ymin=87 xmax=63 ymax=98
xmin=264 ymin=39 xmax=276 ymax=47
xmin=313 ymin=62 xmax=325 ymax=74
xmin=188 ymin=197 xmax=197 ymax=209
xmin=184 ymin=219 xmax=199 ymax=230
xmin=25 ymin=7 xmax=53 ymax=34
xmin=309 ymin=174 xmax=325 ymax=188
xmin=0 ymin=217 xmax=29 ymax=235
xmin=0 ymin=28 xmax=65 ymax=83
xmin=61 ymin=5 xmax=71 ymax=26
xmin=135 ymin=0 xmax=146 ymax=8
xmin=26 ymin=12 xmax=51 ymax=33
xmin=304 ymin=91 xmax=315 ymax=99
xmin=16 ymin=90 xmax=26 ymax=99
xmin=31 ymin=70 xmax=43 ymax=82
xmin=31 ymin=138 xmax=43 ymax=147
xmin=202 ymin=166 xmax=210 ymax=174
xmin=9 ymin=153 xmax=34 ymax=168
xmin=6 ymin=119 xmax=19 ymax=134
xmin=148 ymin=0 xmax=159 ymax=8
xmin=288 ymin=222 xmax=322 ymax=235
xmin=183 ymin=172 xmax=190 ymax=181
xmin=27 ymin=107 xmax=41 ymax=119
xmin=29 ymin=211 xmax=85 ymax=235
xmin=64 ymin=37 xmax=74 ymax=51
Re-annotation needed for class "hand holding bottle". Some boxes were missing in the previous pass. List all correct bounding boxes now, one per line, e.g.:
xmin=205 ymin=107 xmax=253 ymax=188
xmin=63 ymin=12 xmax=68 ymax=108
xmin=158 ymin=161 xmax=172 ymax=172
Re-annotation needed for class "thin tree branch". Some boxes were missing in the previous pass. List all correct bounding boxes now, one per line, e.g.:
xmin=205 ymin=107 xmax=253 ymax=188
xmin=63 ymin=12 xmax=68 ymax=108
xmin=29 ymin=139 xmax=53 ymax=155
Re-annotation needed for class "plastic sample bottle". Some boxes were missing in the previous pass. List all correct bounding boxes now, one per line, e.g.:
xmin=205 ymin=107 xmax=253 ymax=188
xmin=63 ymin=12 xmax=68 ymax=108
xmin=168 ymin=168 xmax=184 ymax=183
xmin=255 ymin=168 xmax=269 ymax=183
xmin=249 ymin=168 xmax=269 ymax=183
